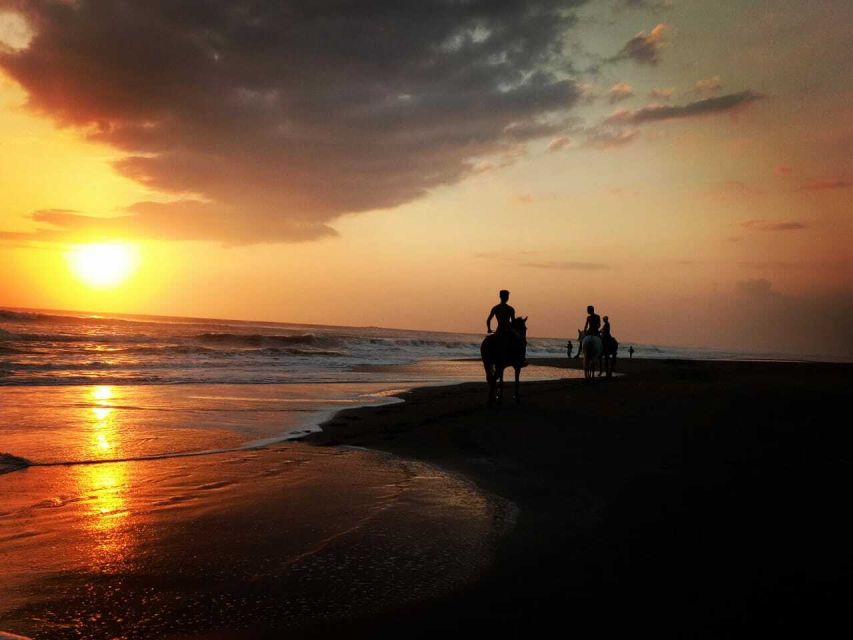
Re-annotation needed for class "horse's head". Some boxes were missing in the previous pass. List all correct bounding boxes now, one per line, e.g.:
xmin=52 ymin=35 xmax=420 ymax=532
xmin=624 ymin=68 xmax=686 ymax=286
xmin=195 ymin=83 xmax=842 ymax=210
xmin=513 ymin=316 xmax=528 ymax=338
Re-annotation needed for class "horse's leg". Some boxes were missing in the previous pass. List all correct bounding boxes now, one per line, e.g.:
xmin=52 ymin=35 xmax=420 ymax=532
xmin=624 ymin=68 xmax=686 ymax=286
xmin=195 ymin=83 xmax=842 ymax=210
xmin=484 ymin=361 xmax=495 ymax=404
xmin=514 ymin=366 xmax=520 ymax=403
xmin=496 ymin=367 xmax=503 ymax=403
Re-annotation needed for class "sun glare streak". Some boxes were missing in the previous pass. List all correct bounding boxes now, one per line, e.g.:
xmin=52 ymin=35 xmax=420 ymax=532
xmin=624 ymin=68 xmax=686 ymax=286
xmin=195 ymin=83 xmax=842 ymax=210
xmin=67 ymin=242 xmax=139 ymax=288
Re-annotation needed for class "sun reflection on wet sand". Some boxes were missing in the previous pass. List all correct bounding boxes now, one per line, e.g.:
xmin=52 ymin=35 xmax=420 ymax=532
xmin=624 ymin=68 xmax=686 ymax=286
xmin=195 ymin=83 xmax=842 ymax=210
xmin=75 ymin=385 xmax=135 ymax=570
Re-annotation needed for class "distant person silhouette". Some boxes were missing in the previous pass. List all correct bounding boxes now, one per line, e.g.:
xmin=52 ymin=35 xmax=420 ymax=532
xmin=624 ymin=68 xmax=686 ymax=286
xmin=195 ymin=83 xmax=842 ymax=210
xmin=628 ymin=345 xmax=635 ymax=359
xmin=583 ymin=305 xmax=601 ymax=336
xmin=566 ymin=340 xmax=573 ymax=359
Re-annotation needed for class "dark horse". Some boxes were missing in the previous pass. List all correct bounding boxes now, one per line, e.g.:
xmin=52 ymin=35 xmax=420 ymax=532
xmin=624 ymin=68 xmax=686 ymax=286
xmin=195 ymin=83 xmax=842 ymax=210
xmin=480 ymin=317 xmax=528 ymax=404
xmin=600 ymin=334 xmax=618 ymax=377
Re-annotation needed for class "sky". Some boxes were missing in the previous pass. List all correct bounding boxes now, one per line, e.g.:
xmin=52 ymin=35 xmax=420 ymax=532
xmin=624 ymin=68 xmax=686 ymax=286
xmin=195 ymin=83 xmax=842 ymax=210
xmin=0 ymin=0 xmax=851 ymax=358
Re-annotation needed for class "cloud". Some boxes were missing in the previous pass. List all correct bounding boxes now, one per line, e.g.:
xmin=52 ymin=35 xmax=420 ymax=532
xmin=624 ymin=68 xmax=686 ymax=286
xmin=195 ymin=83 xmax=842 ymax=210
xmin=797 ymin=178 xmax=851 ymax=191
xmin=547 ymin=135 xmax=573 ymax=152
xmin=0 ymin=9 xmax=32 ymax=51
xmin=583 ymin=127 xmax=640 ymax=148
xmin=475 ymin=251 xmax=608 ymax=270
xmin=0 ymin=0 xmax=588 ymax=244
xmin=608 ymin=82 xmax=634 ymax=103
xmin=774 ymin=165 xmax=794 ymax=177
xmin=613 ymin=23 xmax=669 ymax=65
xmin=741 ymin=219 xmax=806 ymax=232
xmin=648 ymin=87 xmax=673 ymax=100
xmin=519 ymin=260 xmax=609 ymax=270
xmin=735 ymin=278 xmax=781 ymax=300
xmin=690 ymin=75 xmax=722 ymax=95
xmin=8 ymin=204 xmax=337 ymax=246
xmin=604 ymin=90 xmax=763 ymax=125
xmin=614 ymin=0 xmax=673 ymax=10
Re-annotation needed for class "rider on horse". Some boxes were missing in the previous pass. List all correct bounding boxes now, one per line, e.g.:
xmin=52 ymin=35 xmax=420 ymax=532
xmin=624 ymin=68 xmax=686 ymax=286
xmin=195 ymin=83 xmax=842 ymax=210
xmin=486 ymin=290 xmax=527 ymax=367
xmin=584 ymin=305 xmax=601 ymax=336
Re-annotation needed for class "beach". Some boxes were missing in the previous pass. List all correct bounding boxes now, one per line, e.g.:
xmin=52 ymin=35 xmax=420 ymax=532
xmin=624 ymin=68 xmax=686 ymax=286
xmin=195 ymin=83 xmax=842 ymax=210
xmin=2 ymin=354 xmax=851 ymax=637
xmin=310 ymin=357 xmax=853 ymax=636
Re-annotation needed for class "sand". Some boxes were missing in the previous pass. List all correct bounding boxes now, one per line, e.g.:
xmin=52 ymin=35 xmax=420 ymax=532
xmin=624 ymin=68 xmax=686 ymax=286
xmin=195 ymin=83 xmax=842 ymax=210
xmin=2 ymin=357 xmax=851 ymax=638
xmin=309 ymin=357 xmax=853 ymax=636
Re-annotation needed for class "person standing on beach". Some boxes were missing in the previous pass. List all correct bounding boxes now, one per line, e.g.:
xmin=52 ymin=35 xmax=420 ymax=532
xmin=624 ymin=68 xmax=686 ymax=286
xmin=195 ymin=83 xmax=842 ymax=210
xmin=566 ymin=340 xmax=573 ymax=359
xmin=583 ymin=305 xmax=601 ymax=336
xmin=629 ymin=345 xmax=635 ymax=359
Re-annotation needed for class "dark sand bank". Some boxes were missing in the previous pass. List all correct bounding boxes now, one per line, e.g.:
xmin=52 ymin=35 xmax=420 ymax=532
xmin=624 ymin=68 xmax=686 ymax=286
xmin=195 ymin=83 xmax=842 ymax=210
xmin=309 ymin=357 xmax=853 ymax=637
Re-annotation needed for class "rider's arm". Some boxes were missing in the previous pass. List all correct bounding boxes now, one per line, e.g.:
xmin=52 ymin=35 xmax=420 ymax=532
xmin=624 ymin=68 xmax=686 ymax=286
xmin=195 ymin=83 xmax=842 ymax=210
xmin=486 ymin=308 xmax=495 ymax=333
xmin=583 ymin=316 xmax=590 ymax=332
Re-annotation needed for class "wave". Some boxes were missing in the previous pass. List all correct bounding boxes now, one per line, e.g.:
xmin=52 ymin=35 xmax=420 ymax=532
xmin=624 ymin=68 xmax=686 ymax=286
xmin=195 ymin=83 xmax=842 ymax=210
xmin=0 ymin=309 xmax=45 ymax=322
xmin=195 ymin=332 xmax=340 ymax=348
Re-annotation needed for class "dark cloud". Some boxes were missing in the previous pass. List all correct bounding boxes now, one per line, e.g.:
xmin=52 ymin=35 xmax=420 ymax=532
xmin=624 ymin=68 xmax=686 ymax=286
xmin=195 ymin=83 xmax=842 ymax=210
xmin=741 ymin=219 xmax=806 ymax=232
xmin=613 ymin=23 xmax=669 ymax=65
xmin=605 ymin=90 xmax=763 ymax=125
xmin=0 ymin=0 xmax=589 ymax=244
xmin=614 ymin=0 xmax=672 ymax=11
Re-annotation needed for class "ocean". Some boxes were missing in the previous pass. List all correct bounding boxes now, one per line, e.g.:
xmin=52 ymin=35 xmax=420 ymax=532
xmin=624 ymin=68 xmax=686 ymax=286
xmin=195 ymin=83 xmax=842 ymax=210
xmin=0 ymin=307 xmax=815 ymax=388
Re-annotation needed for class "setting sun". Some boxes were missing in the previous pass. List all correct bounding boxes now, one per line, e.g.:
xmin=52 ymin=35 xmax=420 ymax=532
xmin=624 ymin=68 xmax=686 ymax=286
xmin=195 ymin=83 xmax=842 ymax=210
xmin=67 ymin=243 xmax=138 ymax=288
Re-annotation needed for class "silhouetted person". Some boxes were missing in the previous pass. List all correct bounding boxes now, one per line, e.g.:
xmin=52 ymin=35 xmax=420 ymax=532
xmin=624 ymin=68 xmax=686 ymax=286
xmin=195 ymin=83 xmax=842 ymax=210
xmin=628 ymin=345 xmax=635 ymax=359
xmin=602 ymin=315 xmax=611 ymax=340
xmin=584 ymin=305 xmax=601 ymax=336
xmin=487 ymin=290 xmax=515 ymax=335
xmin=487 ymin=290 xmax=527 ymax=367
xmin=566 ymin=340 xmax=573 ymax=359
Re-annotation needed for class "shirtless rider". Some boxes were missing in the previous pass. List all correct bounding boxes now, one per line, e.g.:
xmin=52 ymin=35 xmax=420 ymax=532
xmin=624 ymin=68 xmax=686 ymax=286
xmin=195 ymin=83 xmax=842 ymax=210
xmin=487 ymin=289 xmax=516 ymax=335
xmin=584 ymin=305 xmax=601 ymax=336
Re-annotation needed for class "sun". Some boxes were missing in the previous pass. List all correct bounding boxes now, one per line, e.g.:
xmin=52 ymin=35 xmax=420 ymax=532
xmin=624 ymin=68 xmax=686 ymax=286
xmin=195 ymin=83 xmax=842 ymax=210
xmin=67 ymin=242 xmax=139 ymax=288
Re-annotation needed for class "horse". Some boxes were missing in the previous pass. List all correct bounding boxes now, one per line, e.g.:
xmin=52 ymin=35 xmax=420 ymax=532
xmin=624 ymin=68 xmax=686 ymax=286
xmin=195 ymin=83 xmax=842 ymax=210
xmin=577 ymin=329 xmax=603 ymax=381
xmin=481 ymin=317 xmax=528 ymax=404
xmin=600 ymin=334 xmax=618 ymax=378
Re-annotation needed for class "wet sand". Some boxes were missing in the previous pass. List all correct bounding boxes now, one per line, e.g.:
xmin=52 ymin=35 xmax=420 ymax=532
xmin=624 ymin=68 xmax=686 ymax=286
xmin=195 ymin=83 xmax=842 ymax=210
xmin=0 ymin=445 xmax=511 ymax=639
xmin=310 ymin=357 xmax=853 ymax=636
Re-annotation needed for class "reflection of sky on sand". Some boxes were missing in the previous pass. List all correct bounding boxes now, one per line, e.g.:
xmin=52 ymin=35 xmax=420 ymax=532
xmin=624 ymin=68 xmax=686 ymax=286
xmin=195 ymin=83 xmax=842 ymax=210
xmin=0 ymin=445 xmax=506 ymax=639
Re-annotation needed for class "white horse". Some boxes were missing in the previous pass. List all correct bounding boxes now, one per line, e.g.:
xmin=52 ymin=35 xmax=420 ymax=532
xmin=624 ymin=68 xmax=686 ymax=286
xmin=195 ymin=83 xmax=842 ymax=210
xmin=578 ymin=329 xmax=603 ymax=381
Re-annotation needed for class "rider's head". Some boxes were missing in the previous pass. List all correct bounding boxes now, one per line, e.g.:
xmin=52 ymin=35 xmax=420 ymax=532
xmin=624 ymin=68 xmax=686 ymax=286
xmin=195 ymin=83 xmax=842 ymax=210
xmin=499 ymin=290 xmax=510 ymax=302
xmin=603 ymin=315 xmax=609 ymax=322
xmin=587 ymin=305 xmax=594 ymax=314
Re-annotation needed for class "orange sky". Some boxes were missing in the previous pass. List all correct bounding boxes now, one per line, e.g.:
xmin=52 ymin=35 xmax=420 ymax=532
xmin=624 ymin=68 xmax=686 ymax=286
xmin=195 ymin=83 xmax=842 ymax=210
xmin=1 ymin=1 xmax=851 ymax=358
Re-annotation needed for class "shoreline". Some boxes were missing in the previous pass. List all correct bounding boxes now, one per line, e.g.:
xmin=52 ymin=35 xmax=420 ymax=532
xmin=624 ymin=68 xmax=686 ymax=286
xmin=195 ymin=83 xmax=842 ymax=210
xmin=306 ymin=356 xmax=853 ymax=636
